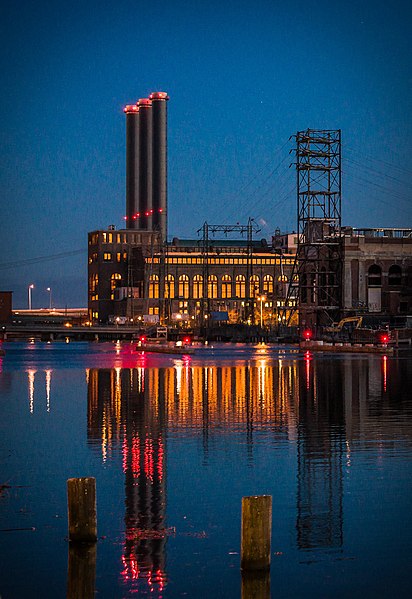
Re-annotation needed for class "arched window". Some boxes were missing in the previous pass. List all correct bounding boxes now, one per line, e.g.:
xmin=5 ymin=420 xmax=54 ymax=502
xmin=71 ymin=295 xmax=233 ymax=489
xmin=208 ymin=274 xmax=218 ymax=299
xmin=388 ymin=265 xmax=402 ymax=286
xmin=368 ymin=265 xmax=382 ymax=287
xmin=149 ymin=274 xmax=159 ymax=299
xmin=278 ymin=274 xmax=288 ymax=282
xmin=221 ymin=275 xmax=232 ymax=299
xmin=110 ymin=273 xmax=121 ymax=299
xmin=249 ymin=275 xmax=260 ymax=298
xmin=164 ymin=274 xmax=175 ymax=299
xmin=178 ymin=274 xmax=189 ymax=299
xmin=193 ymin=274 xmax=203 ymax=299
xmin=236 ymin=275 xmax=246 ymax=298
xmin=263 ymin=274 xmax=273 ymax=295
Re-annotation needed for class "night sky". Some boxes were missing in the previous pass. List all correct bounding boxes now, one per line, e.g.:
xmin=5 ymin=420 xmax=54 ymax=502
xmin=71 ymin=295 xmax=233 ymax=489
xmin=1 ymin=0 xmax=411 ymax=308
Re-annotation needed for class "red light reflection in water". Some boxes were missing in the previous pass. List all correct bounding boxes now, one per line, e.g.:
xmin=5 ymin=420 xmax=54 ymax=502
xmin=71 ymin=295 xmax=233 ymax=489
xmin=121 ymin=554 xmax=166 ymax=594
xmin=132 ymin=434 xmax=141 ymax=477
xmin=122 ymin=428 xmax=128 ymax=474
xmin=382 ymin=355 xmax=388 ymax=392
xmin=144 ymin=436 xmax=154 ymax=482
xmin=158 ymin=437 xmax=164 ymax=483
xmin=305 ymin=351 xmax=311 ymax=390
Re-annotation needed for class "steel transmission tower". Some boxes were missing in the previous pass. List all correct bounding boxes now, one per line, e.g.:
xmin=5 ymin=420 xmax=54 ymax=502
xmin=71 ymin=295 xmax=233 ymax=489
xmin=285 ymin=129 xmax=343 ymax=329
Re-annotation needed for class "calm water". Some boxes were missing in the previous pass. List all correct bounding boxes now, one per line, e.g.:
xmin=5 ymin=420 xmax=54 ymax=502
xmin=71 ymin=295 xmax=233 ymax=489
xmin=0 ymin=342 xmax=411 ymax=598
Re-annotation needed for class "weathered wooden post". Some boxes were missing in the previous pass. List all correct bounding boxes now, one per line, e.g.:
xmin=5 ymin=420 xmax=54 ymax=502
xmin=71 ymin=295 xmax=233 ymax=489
xmin=241 ymin=495 xmax=272 ymax=571
xmin=67 ymin=477 xmax=97 ymax=543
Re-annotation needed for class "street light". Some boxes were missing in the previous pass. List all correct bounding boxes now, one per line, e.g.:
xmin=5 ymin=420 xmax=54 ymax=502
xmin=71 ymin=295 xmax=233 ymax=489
xmin=28 ymin=284 xmax=34 ymax=310
xmin=46 ymin=287 xmax=52 ymax=310
xmin=259 ymin=295 xmax=266 ymax=328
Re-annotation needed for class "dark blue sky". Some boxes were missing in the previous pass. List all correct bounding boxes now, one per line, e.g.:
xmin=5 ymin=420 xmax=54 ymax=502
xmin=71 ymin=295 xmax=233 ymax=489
xmin=1 ymin=0 xmax=411 ymax=308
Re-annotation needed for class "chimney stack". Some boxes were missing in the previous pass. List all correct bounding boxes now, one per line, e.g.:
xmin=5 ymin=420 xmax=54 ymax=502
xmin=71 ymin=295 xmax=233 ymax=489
xmin=137 ymin=98 xmax=153 ymax=230
xmin=124 ymin=104 xmax=139 ymax=229
xmin=150 ymin=92 xmax=169 ymax=242
xmin=124 ymin=92 xmax=168 ymax=236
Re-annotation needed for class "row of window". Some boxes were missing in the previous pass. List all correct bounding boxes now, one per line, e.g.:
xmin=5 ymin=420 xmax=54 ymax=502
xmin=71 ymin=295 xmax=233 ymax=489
xmin=89 ymin=232 xmax=145 ymax=245
xmin=368 ymin=264 xmax=403 ymax=286
xmin=147 ymin=257 xmax=294 ymax=265
xmin=148 ymin=273 xmax=288 ymax=299
xmin=89 ymin=251 xmax=128 ymax=264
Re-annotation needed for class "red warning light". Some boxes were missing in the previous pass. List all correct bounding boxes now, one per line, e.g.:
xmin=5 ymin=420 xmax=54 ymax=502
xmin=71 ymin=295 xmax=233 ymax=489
xmin=138 ymin=98 xmax=152 ymax=107
xmin=149 ymin=91 xmax=169 ymax=101
xmin=381 ymin=334 xmax=389 ymax=344
xmin=158 ymin=208 xmax=163 ymax=213
xmin=140 ymin=335 xmax=146 ymax=343
xmin=303 ymin=329 xmax=312 ymax=340
xmin=183 ymin=337 xmax=191 ymax=345
xmin=123 ymin=104 xmax=139 ymax=113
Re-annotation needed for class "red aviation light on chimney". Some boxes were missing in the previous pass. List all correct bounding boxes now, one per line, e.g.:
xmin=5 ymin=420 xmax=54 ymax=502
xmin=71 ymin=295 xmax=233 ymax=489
xmin=138 ymin=98 xmax=152 ymax=107
xmin=123 ymin=104 xmax=139 ymax=113
xmin=303 ymin=329 xmax=312 ymax=340
xmin=149 ymin=91 xmax=169 ymax=101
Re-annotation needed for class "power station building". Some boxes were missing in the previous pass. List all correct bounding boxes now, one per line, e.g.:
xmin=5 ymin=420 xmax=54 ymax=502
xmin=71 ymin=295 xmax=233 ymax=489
xmin=88 ymin=92 xmax=296 ymax=326
xmin=88 ymin=95 xmax=412 ymax=328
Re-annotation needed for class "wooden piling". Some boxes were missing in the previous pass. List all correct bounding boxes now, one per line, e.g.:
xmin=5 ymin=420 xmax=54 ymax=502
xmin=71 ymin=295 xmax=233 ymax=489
xmin=67 ymin=477 xmax=97 ymax=543
xmin=241 ymin=495 xmax=272 ymax=571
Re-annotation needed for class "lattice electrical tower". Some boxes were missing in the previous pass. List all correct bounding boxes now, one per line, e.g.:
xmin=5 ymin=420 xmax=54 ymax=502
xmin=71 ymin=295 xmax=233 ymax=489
xmin=285 ymin=129 xmax=343 ymax=328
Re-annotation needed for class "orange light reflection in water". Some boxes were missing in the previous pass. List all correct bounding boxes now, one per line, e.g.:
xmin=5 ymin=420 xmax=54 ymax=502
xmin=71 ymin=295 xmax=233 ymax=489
xmin=383 ymin=355 xmax=388 ymax=393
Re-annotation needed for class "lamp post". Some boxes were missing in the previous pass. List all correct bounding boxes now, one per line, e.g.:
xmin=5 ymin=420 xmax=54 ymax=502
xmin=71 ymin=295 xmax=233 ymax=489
xmin=259 ymin=295 xmax=266 ymax=328
xmin=46 ymin=287 xmax=52 ymax=310
xmin=28 ymin=284 xmax=34 ymax=310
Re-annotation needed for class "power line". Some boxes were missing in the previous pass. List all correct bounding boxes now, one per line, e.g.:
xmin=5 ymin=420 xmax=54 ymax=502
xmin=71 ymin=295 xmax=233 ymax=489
xmin=0 ymin=249 xmax=86 ymax=271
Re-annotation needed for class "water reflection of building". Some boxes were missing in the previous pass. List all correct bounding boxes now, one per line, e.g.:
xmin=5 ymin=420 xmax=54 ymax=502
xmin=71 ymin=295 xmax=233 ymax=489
xmin=296 ymin=354 xmax=345 ymax=550
xmin=86 ymin=359 xmax=302 ymax=591
xmin=85 ymin=352 xmax=411 ymax=578
xmin=87 ymin=367 xmax=167 ymax=593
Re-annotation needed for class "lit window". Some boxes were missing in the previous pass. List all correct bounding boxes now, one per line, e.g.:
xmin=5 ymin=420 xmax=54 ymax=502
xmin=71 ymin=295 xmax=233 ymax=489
xmin=179 ymin=274 xmax=189 ymax=299
xmin=110 ymin=273 xmax=121 ymax=300
xmin=235 ymin=275 xmax=245 ymax=298
xmin=250 ymin=275 xmax=260 ymax=298
xmin=179 ymin=301 xmax=188 ymax=314
xmin=149 ymin=274 xmax=159 ymax=299
xmin=103 ymin=252 xmax=112 ymax=261
xmin=165 ymin=274 xmax=175 ymax=299
xmin=263 ymin=274 xmax=273 ymax=294
xmin=193 ymin=274 xmax=203 ymax=299
xmin=208 ymin=274 xmax=218 ymax=299
xmin=221 ymin=275 xmax=232 ymax=299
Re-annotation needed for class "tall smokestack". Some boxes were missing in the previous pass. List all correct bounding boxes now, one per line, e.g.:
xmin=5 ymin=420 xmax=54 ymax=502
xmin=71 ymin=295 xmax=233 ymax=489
xmin=150 ymin=91 xmax=169 ymax=242
xmin=138 ymin=98 xmax=153 ymax=230
xmin=124 ymin=104 xmax=139 ymax=229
